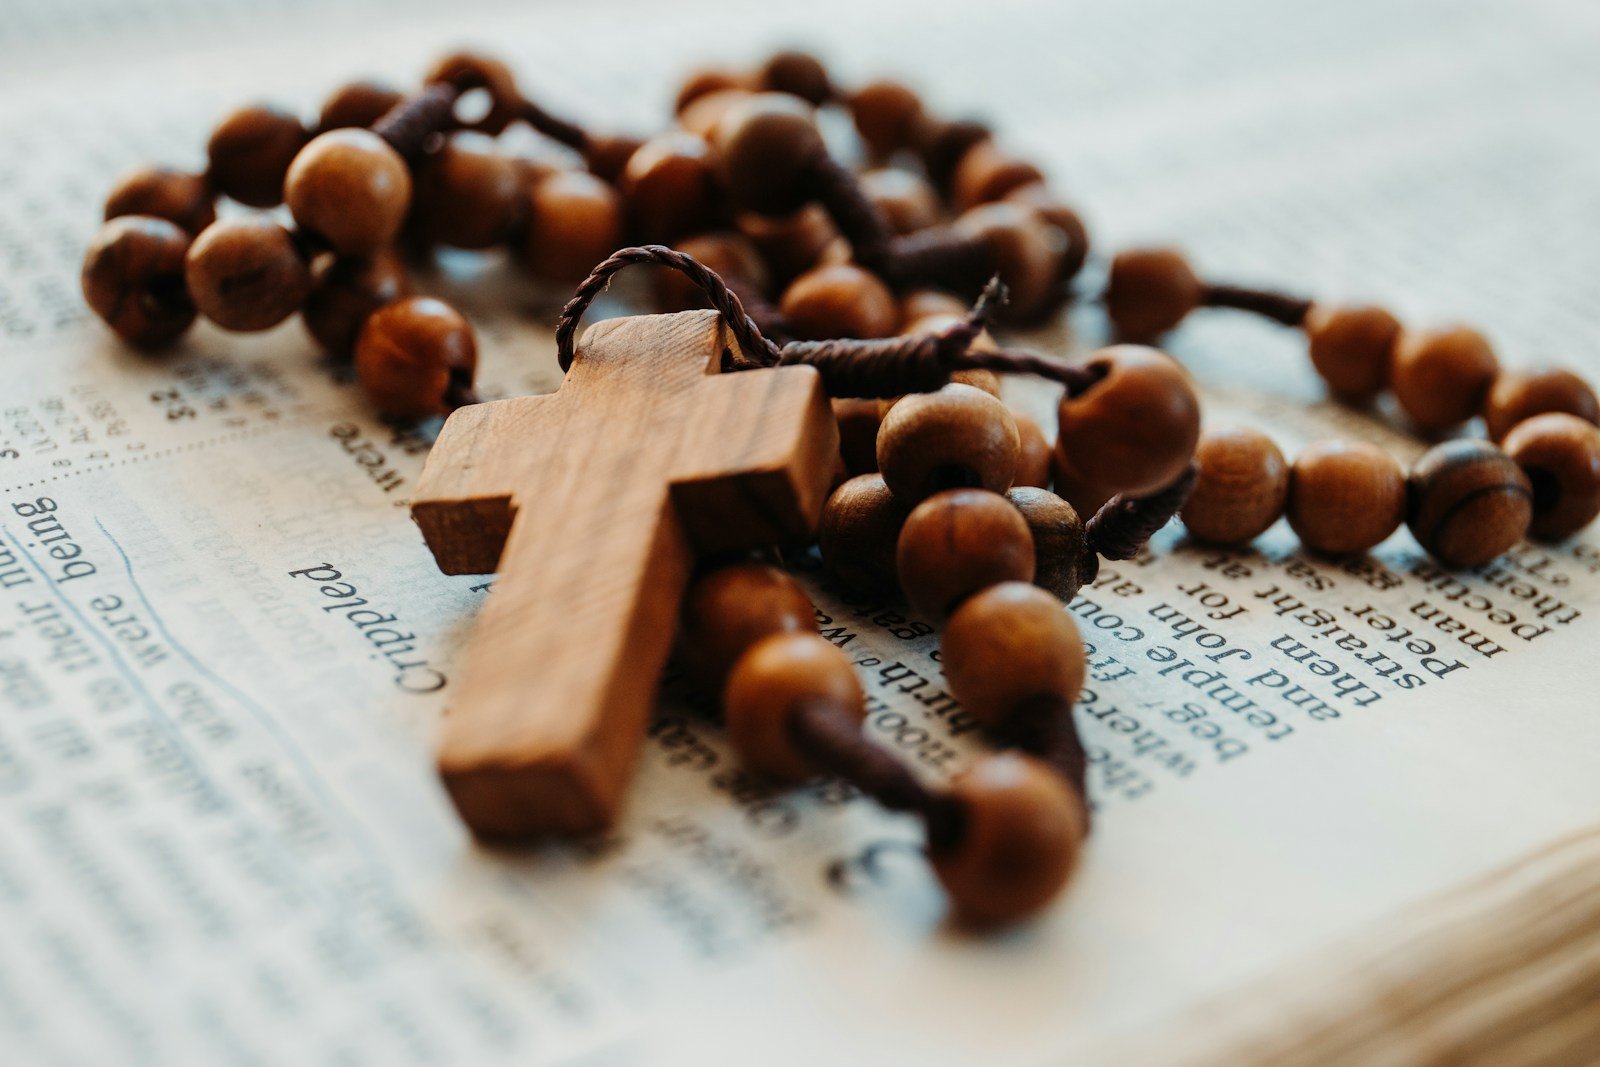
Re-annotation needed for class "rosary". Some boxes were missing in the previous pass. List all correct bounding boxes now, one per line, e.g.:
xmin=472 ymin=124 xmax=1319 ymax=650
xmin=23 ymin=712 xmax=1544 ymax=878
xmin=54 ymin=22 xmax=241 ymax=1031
xmin=81 ymin=49 xmax=1600 ymax=929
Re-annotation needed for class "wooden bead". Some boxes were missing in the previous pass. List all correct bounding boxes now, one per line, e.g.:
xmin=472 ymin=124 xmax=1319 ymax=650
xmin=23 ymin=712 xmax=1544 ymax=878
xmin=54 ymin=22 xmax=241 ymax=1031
xmin=953 ymin=202 xmax=1064 ymax=322
xmin=860 ymin=168 xmax=941 ymax=235
xmin=1302 ymin=304 xmax=1401 ymax=402
xmin=679 ymin=563 xmax=817 ymax=692
xmin=103 ymin=166 xmax=215 ymax=235
xmin=424 ymin=52 xmax=521 ymax=134
xmin=678 ymin=88 xmax=753 ymax=140
xmin=819 ymin=474 xmax=907 ymax=595
xmin=1390 ymin=326 xmax=1500 ymax=431
xmin=80 ymin=215 xmax=196 ymax=348
xmin=723 ymin=632 xmax=865 ymax=784
xmin=756 ymin=50 xmax=832 ymax=105
xmin=1006 ymin=487 xmax=1091 ymax=601
xmin=1286 ymin=440 xmax=1405 ymax=555
xmin=900 ymin=289 xmax=969 ymax=324
xmin=878 ymin=383 xmax=1021 ymax=502
xmin=411 ymin=131 xmax=523 ymax=249
xmin=1406 ymin=440 xmax=1531 ymax=568
xmin=184 ymin=218 xmax=311 ymax=332
xmin=833 ymin=398 xmax=882 ymax=475
xmin=737 ymin=204 xmax=840 ymax=285
xmin=942 ymin=582 xmax=1084 ymax=729
xmin=355 ymin=296 xmax=476 ymax=420
xmin=620 ymin=132 xmax=720 ymax=242
xmin=1482 ymin=368 xmax=1600 ymax=442
xmin=1104 ymin=248 xmax=1202 ymax=342
xmin=897 ymin=488 xmax=1035 ymax=618
xmin=712 ymin=93 xmax=824 ymax=215
xmin=284 ymin=129 xmax=411 ymax=256
xmin=584 ymin=134 xmax=646 ymax=186
xmin=675 ymin=68 xmax=750 ymax=115
xmin=1003 ymin=183 xmax=1089 ymax=280
xmin=1055 ymin=345 xmax=1201 ymax=503
xmin=206 ymin=104 xmax=308 ymax=208
xmin=951 ymin=140 xmax=1045 ymax=212
xmin=656 ymin=232 xmax=768 ymax=311
xmin=919 ymin=121 xmax=991 ymax=191
xmin=1011 ymin=411 xmax=1053 ymax=489
xmin=1503 ymin=413 xmax=1600 ymax=541
xmin=779 ymin=263 xmax=898 ymax=340
xmin=932 ymin=752 xmax=1085 ymax=927
xmin=521 ymin=170 xmax=625 ymax=286
xmin=849 ymin=80 xmax=924 ymax=158
xmin=301 ymin=251 xmax=411 ymax=357
xmin=317 ymin=80 xmax=403 ymax=132
xmin=1181 ymin=427 xmax=1289 ymax=545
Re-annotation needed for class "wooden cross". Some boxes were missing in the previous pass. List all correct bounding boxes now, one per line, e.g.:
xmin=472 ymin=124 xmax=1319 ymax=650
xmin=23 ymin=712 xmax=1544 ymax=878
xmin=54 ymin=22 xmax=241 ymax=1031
xmin=412 ymin=310 xmax=837 ymax=839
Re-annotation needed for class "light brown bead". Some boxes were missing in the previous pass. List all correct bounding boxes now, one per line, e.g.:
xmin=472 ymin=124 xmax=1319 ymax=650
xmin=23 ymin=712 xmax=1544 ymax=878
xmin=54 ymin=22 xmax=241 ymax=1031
xmin=656 ymin=232 xmax=768 ymax=312
xmin=678 ymin=88 xmax=754 ymax=140
xmin=1181 ymin=427 xmax=1289 ymax=545
xmin=878 ymin=383 xmax=1021 ymax=502
xmin=1055 ymin=345 xmax=1201 ymax=505
xmin=675 ymin=68 xmax=750 ymax=115
xmin=756 ymin=50 xmax=833 ymax=105
xmin=819 ymin=474 xmax=907 ymax=595
xmin=900 ymin=289 xmax=969 ymax=324
xmin=1406 ymin=440 xmax=1531 ymax=568
xmin=1011 ymin=411 xmax=1053 ymax=489
xmin=849 ymin=80 xmax=924 ymax=158
xmin=184 ymin=218 xmax=311 ymax=332
xmin=1006 ymin=487 xmax=1091 ymax=601
xmin=953 ymin=202 xmax=1064 ymax=322
xmin=424 ymin=52 xmax=522 ymax=134
xmin=411 ymin=131 xmax=523 ymax=249
xmin=723 ymin=633 xmax=865 ymax=784
xmin=521 ymin=170 xmax=625 ymax=285
xmin=897 ymin=488 xmax=1035 ymax=618
xmin=81 ymin=215 xmax=196 ymax=348
xmin=779 ymin=263 xmax=898 ymax=340
xmin=206 ymin=104 xmax=308 ymax=208
xmin=1003 ymin=183 xmax=1089 ymax=281
xmin=737 ymin=204 xmax=840 ymax=285
xmin=621 ymin=132 xmax=720 ymax=243
xmin=317 ymin=80 xmax=403 ymax=131
xmin=1286 ymin=440 xmax=1405 ymax=555
xmin=712 ymin=93 xmax=824 ymax=215
xmin=1390 ymin=326 xmax=1500 ymax=431
xmin=942 ymin=582 xmax=1085 ymax=730
xmin=833 ymin=398 xmax=882 ymax=475
xmin=1503 ymin=413 xmax=1600 ymax=541
xmin=301 ymin=251 xmax=412 ymax=357
xmin=1104 ymin=248 xmax=1202 ymax=342
xmin=679 ymin=563 xmax=817 ymax=692
xmin=1482 ymin=367 xmax=1600 ymax=442
xmin=355 ymin=296 xmax=477 ymax=420
xmin=860 ymin=168 xmax=941 ymax=235
xmin=932 ymin=752 xmax=1085 ymax=927
xmin=284 ymin=129 xmax=411 ymax=256
xmin=103 ymin=166 xmax=215 ymax=235
xmin=951 ymin=140 xmax=1045 ymax=212
xmin=1302 ymin=304 xmax=1401 ymax=402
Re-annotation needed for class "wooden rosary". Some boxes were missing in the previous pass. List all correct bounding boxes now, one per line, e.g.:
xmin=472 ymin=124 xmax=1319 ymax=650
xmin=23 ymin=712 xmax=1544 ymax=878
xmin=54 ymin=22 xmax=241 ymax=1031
xmin=79 ymin=48 xmax=1600 ymax=928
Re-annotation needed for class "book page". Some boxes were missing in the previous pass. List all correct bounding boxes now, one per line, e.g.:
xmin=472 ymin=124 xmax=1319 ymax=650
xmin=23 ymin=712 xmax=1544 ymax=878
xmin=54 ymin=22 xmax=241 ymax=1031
xmin=1 ymin=0 xmax=1598 ymax=1064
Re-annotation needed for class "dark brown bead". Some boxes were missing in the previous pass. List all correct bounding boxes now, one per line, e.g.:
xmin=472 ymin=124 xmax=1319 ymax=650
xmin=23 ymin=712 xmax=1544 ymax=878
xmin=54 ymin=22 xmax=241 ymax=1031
xmin=1503 ymin=413 xmax=1600 ymax=541
xmin=1104 ymin=248 xmax=1202 ymax=342
xmin=184 ymin=218 xmax=311 ymax=332
xmin=942 ymin=582 xmax=1084 ymax=730
xmin=932 ymin=752 xmax=1085 ymax=927
xmin=620 ymin=132 xmax=720 ymax=242
xmin=849 ymin=80 xmax=925 ymax=158
xmin=284 ymin=129 xmax=412 ymax=256
xmin=756 ymin=50 xmax=832 ymax=105
xmin=1182 ymin=427 xmax=1289 ymax=545
xmin=317 ymin=80 xmax=403 ymax=132
xmin=1003 ymin=183 xmax=1089 ymax=280
xmin=103 ymin=166 xmax=215 ymax=235
xmin=1390 ymin=326 xmax=1500 ymax=431
xmin=736 ymin=204 xmax=841 ymax=285
xmin=833 ymin=398 xmax=882 ymax=475
xmin=712 ymin=93 xmax=825 ymax=215
xmin=584 ymin=134 xmax=645 ymax=185
xmin=1055 ymin=345 xmax=1200 ymax=510
xmin=656 ymin=232 xmax=768 ymax=312
xmin=860 ymin=168 xmax=940 ymax=235
xmin=1011 ymin=411 xmax=1053 ymax=489
xmin=897 ymin=488 xmax=1035 ymax=618
xmin=679 ymin=563 xmax=817 ymax=692
xmin=1482 ymin=367 xmax=1600 ymax=442
xmin=1303 ymin=304 xmax=1401 ymax=402
xmin=1406 ymin=440 xmax=1531 ymax=567
xmin=411 ymin=132 xmax=522 ymax=249
xmin=953 ymin=202 xmax=1064 ymax=322
xmin=678 ymin=88 xmax=754 ymax=140
xmin=723 ymin=633 xmax=865 ymax=784
xmin=206 ymin=104 xmax=308 ymax=208
xmin=301 ymin=251 xmax=411 ymax=357
xmin=878 ymin=383 xmax=1021 ymax=503
xmin=779 ymin=263 xmax=898 ymax=340
xmin=81 ymin=216 xmax=196 ymax=348
xmin=918 ymin=121 xmax=991 ymax=192
xmin=355 ymin=296 xmax=477 ymax=420
xmin=675 ymin=68 xmax=750 ymax=116
xmin=820 ymin=474 xmax=907 ymax=595
xmin=521 ymin=170 xmax=625 ymax=285
xmin=424 ymin=52 xmax=522 ymax=134
xmin=1006 ymin=487 xmax=1090 ymax=601
xmin=1286 ymin=440 xmax=1405 ymax=555
xmin=951 ymin=140 xmax=1045 ymax=212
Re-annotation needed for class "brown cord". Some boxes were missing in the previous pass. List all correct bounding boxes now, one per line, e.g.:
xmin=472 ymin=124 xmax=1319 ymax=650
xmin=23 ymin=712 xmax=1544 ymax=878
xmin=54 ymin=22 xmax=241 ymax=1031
xmin=373 ymin=83 xmax=461 ymax=162
xmin=804 ymin=152 xmax=894 ymax=276
xmin=1201 ymin=284 xmax=1312 ymax=327
xmin=998 ymin=693 xmax=1091 ymax=831
xmin=515 ymin=95 xmax=591 ymax=154
xmin=1085 ymin=463 xmax=1199 ymax=561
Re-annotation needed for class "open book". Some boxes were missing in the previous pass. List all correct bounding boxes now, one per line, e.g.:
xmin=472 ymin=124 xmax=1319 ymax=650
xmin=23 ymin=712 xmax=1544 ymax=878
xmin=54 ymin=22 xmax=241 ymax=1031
xmin=1 ymin=0 xmax=1596 ymax=1063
